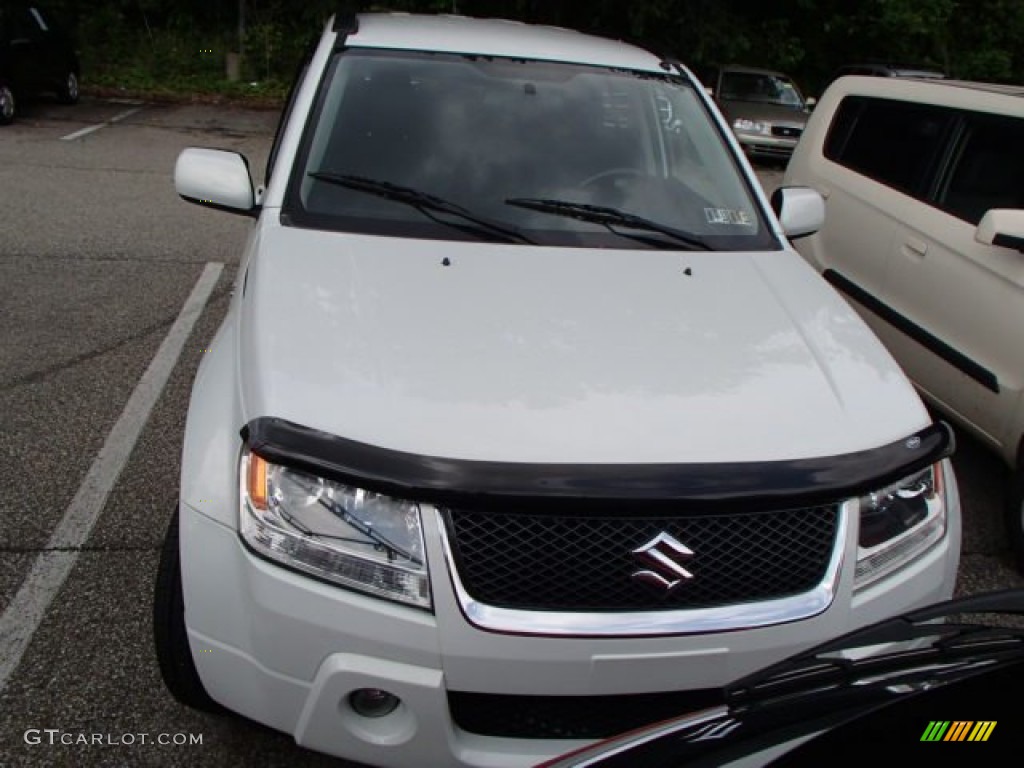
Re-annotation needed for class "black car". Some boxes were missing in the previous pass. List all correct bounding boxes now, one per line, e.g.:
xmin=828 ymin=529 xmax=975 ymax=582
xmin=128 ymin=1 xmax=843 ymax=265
xmin=540 ymin=589 xmax=1024 ymax=766
xmin=0 ymin=3 xmax=79 ymax=124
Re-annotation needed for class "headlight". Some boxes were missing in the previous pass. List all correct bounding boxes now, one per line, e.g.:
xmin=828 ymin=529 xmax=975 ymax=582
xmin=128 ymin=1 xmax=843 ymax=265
xmin=733 ymin=118 xmax=769 ymax=134
xmin=239 ymin=449 xmax=431 ymax=609
xmin=854 ymin=462 xmax=947 ymax=589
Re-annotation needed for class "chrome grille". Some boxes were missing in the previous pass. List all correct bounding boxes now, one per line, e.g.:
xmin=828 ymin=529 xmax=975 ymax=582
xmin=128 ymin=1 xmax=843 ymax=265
xmin=441 ymin=506 xmax=839 ymax=612
xmin=771 ymin=124 xmax=803 ymax=138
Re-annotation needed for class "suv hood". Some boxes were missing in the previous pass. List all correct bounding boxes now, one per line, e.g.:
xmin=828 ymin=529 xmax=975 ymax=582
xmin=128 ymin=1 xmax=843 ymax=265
xmin=238 ymin=226 xmax=927 ymax=464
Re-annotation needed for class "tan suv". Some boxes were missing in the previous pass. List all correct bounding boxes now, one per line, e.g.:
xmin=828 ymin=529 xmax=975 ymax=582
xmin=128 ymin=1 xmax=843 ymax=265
xmin=784 ymin=75 xmax=1024 ymax=571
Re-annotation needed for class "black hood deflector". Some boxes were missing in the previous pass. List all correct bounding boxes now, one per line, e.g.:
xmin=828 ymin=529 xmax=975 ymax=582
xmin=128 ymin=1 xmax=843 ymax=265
xmin=240 ymin=418 xmax=954 ymax=514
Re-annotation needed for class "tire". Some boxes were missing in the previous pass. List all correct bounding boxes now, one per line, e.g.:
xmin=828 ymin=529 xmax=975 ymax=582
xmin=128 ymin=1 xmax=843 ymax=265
xmin=153 ymin=506 xmax=224 ymax=713
xmin=56 ymin=70 xmax=79 ymax=105
xmin=0 ymin=83 xmax=15 ymax=125
xmin=1007 ymin=470 xmax=1024 ymax=575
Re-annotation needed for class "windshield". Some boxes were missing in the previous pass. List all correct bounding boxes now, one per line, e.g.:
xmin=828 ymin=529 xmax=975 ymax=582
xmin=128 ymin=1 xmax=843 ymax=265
xmin=720 ymin=71 xmax=805 ymax=108
xmin=285 ymin=49 xmax=777 ymax=251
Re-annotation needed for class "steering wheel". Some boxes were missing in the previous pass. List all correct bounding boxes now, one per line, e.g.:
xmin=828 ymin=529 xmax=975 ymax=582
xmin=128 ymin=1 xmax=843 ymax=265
xmin=578 ymin=168 xmax=646 ymax=188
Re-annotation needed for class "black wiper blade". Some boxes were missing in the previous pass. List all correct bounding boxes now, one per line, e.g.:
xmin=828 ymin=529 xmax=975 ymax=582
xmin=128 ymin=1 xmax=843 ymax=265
xmin=727 ymin=589 xmax=1024 ymax=706
xmin=309 ymin=172 xmax=534 ymax=245
xmin=317 ymin=497 xmax=422 ymax=566
xmin=310 ymin=171 xmax=449 ymax=207
xmin=505 ymin=197 xmax=710 ymax=250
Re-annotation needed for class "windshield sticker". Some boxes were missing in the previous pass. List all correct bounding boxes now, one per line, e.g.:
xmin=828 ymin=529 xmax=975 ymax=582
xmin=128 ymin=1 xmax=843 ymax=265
xmin=705 ymin=208 xmax=753 ymax=226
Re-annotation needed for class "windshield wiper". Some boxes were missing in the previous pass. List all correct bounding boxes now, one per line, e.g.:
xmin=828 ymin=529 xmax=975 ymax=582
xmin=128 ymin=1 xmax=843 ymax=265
xmin=505 ymin=197 xmax=710 ymax=250
xmin=726 ymin=589 xmax=1024 ymax=707
xmin=316 ymin=496 xmax=423 ymax=566
xmin=309 ymin=172 xmax=535 ymax=245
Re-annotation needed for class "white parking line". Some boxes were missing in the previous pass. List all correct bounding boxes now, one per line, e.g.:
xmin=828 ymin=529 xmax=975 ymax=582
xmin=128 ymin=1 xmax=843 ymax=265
xmin=0 ymin=262 xmax=224 ymax=694
xmin=60 ymin=107 xmax=143 ymax=141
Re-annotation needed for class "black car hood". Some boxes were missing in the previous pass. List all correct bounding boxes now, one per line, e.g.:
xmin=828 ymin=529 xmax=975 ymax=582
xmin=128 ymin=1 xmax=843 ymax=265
xmin=543 ymin=590 xmax=1024 ymax=767
xmin=566 ymin=654 xmax=1021 ymax=767
xmin=773 ymin=658 xmax=1016 ymax=762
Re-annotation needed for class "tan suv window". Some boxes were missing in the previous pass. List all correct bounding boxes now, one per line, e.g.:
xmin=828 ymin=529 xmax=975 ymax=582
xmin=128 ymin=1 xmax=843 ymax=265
xmin=824 ymin=96 xmax=954 ymax=196
xmin=938 ymin=114 xmax=1024 ymax=225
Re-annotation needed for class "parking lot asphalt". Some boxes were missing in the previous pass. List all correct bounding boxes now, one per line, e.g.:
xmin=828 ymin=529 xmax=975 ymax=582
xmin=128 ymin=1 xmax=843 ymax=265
xmin=0 ymin=95 xmax=1021 ymax=767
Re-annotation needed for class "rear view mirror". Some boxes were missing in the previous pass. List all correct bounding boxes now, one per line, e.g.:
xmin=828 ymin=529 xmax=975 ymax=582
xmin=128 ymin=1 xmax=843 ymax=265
xmin=976 ymin=209 xmax=1024 ymax=252
xmin=175 ymin=147 xmax=256 ymax=215
xmin=805 ymin=96 xmax=817 ymax=110
xmin=771 ymin=186 xmax=825 ymax=239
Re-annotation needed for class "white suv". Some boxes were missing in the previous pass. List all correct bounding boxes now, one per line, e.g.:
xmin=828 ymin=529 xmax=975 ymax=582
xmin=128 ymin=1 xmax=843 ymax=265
xmin=784 ymin=75 xmax=1024 ymax=571
xmin=154 ymin=14 xmax=961 ymax=767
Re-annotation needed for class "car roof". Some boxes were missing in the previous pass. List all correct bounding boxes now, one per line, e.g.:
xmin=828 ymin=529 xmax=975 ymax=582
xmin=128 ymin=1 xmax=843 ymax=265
xmin=837 ymin=63 xmax=946 ymax=78
xmin=343 ymin=12 xmax=667 ymax=73
xmin=824 ymin=75 xmax=1024 ymax=114
xmin=933 ymin=78 xmax=1024 ymax=97
xmin=889 ymin=69 xmax=946 ymax=78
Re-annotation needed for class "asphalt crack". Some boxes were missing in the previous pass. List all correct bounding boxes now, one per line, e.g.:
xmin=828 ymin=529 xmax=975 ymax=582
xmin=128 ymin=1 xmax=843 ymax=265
xmin=0 ymin=162 xmax=167 ymax=176
xmin=0 ymin=290 xmax=230 ymax=393
xmin=0 ymin=253 xmax=237 ymax=266
xmin=0 ymin=545 xmax=159 ymax=553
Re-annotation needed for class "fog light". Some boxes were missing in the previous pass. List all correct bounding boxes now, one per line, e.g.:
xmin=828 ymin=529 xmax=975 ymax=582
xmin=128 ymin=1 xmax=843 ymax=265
xmin=349 ymin=688 xmax=401 ymax=718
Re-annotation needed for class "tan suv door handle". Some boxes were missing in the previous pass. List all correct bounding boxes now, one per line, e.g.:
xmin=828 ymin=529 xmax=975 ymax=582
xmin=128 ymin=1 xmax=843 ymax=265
xmin=901 ymin=237 xmax=928 ymax=258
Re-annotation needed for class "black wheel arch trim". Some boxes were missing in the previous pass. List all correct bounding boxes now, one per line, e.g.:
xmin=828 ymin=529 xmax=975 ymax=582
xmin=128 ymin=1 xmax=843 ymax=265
xmin=823 ymin=268 xmax=999 ymax=394
xmin=240 ymin=417 xmax=954 ymax=513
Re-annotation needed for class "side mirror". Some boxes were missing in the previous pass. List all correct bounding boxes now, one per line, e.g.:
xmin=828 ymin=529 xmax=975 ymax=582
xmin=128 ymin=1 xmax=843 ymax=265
xmin=975 ymin=209 xmax=1024 ymax=252
xmin=805 ymin=96 xmax=817 ymax=111
xmin=174 ymin=147 xmax=256 ymax=215
xmin=771 ymin=186 xmax=825 ymax=239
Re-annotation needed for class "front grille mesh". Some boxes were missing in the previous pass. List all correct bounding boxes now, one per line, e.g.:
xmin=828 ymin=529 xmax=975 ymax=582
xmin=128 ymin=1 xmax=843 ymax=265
xmin=443 ymin=506 xmax=838 ymax=611
xmin=448 ymin=689 xmax=723 ymax=739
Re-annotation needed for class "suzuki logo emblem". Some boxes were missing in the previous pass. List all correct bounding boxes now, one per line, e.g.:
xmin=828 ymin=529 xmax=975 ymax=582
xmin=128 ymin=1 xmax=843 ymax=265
xmin=632 ymin=532 xmax=695 ymax=593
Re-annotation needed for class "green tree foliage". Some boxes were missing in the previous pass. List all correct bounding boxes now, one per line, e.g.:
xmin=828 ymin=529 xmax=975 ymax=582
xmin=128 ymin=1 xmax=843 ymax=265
xmin=44 ymin=0 xmax=1024 ymax=97
xmin=948 ymin=0 xmax=1024 ymax=81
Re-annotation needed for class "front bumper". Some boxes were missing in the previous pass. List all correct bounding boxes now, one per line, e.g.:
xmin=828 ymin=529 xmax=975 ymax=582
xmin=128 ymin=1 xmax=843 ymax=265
xmin=734 ymin=132 xmax=800 ymax=159
xmin=180 ymin=463 xmax=960 ymax=768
